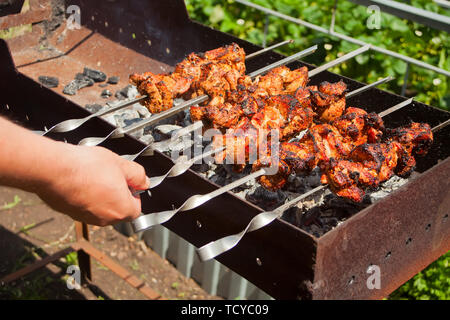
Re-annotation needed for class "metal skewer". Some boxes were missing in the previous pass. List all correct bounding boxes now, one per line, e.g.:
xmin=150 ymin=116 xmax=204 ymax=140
xmin=245 ymin=39 xmax=294 ymax=59
xmin=132 ymin=169 xmax=266 ymax=231
xmin=78 ymin=45 xmax=319 ymax=147
xmin=195 ymin=97 xmax=415 ymax=261
xmin=120 ymin=121 xmax=204 ymax=161
xmin=34 ymin=97 xmax=145 ymax=136
xmin=35 ymin=40 xmax=295 ymax=137
xmin=431 ymin=118 xmax=450 ymax=133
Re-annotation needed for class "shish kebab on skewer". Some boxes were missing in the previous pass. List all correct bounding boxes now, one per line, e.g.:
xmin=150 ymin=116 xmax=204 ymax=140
xmin=197 ymin=119 xmax=445 ymax=262
xmin=116 ymin=43 xmax=436 ymax=258
xmin=129 ymin=45 xmax=380 ymax=230
xmin=78 ymin=43 xmax=325 ymax=146
xmin=128 ymin=77 xmax=393 ymax=190
xmin=124 ymin=45 xmax=371 ymax=198
xmin=131 ymin=96 xmax=417 ymax=232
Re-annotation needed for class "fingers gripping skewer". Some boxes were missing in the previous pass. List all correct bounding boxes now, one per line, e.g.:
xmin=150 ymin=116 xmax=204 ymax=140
xmin=195 ymin=97 xmax=415 ymax=261
xmin=35 ymin=40 xmax=295 ymax=136
xmin=78 ymin=45 xmax=319 ymax=147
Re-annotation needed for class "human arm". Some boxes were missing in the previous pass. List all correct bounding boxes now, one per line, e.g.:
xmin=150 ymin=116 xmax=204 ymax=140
xmin=0 ymin=117 xmax=149 ymax=226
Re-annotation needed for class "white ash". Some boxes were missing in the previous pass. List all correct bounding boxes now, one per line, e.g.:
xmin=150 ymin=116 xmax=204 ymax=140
xmin=155 ymin=124 xmax=183 ymax=135
xmin=132 ymin=103 xmax=151 ymax=118
xmin=368 ymin=175 xmax=409 ymax=202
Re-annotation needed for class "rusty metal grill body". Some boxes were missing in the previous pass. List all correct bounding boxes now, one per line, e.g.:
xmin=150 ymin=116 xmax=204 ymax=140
xmin=0 ymin=0 xmax=449 ymax=299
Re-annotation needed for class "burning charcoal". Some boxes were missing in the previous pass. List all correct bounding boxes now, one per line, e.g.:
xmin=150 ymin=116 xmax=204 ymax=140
xmin=38 ymin=76 xmax=59 ymax=88
xmin=85 ymin=104 xmax=103 ymax=113
xmin=107 ymin=76 xmax=120 ymax=84
xmin=246 ymin=187 xmax=287 ymax=211
xmin=192 ymin=163 xmax=210 ymax=173
xmin=114 ymin=109 xmax=140 ymax=128
xmin=83 ymin=67 xmax=107 ymax=82
xmin=63 ymin=79 xmax=93 ymax=95
xmin=369 ymin=175 xmax=408 ymax=203
xmin=101 ymin=89 xmax=112 ymax=98
xmin=169 ymin=138 xmax=194 ymax=153
xmin=75 ymin=73 xmax=93 ymax=83
xmin=210 ymin=173 xmax=227 ymax=186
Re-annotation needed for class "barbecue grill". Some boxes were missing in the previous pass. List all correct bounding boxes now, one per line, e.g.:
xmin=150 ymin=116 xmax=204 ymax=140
xmin=0 ymin=0 xmax=449 ymax=300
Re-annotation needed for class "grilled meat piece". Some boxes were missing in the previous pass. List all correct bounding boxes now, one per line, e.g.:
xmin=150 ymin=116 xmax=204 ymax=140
xmin=212 ymin=117 xmax=261 ymax=165
xmin=386 ymin=122 xmax=433 ymax=156
xmin=304 ymin=124 xmax=353 ymax=168
xmin=322 ymin=159 xmax=379 ymax=202
xmin=310 ymin=80 xmax=347 ymax=122
xmin=252 ymin=95 xmax=314 ymax=140
xmin=323 ymin=121 xmax=433 ymax=202
xmin=131 ymin=43 xmax=247 ymax=113
xmin=332 ymin=107 xmax=384 ymax=148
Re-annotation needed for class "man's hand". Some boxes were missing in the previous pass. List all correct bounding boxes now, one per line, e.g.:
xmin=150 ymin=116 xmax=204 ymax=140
xmin=0 ymin=117 xmax=149 ymax=226
xmin=37 ymin=144 xmax=149 ymax=226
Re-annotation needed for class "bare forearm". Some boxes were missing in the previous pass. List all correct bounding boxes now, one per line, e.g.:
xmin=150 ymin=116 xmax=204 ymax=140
xmin=0 ymin=116 xmax=148 ymax=225
xmin=0 ymin=117 xmax=71 ymax=192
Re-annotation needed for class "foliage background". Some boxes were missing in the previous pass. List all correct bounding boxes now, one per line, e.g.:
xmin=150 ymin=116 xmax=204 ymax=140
xmin=185 ymin=0 xmax=449 ymax=111
xmin=184 ymin=0 xmax=450 ymax=300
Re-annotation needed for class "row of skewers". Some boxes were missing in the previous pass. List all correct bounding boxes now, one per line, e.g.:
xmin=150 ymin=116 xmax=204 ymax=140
xmin=128 ymin=42 xmax=433 ymax=203
xmin=34 ymin=42 xmax=448 ymax=261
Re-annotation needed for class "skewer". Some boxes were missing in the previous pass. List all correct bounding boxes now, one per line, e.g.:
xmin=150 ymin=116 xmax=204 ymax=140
xmin=196 ymin=97 xmax=415 ymax=261
xmin=132 ymin=169 xmax=266 ymax=231
xmin=120 ymin=121 xmax=204 ymax=161
xmin=35 ymin=40 xmax=295 ymax=136
xmin=245 ymin=39 xmax=294 ymax=59
xmin=78 ymin=45 xmax=319 ymax=147
xmin=136 ymin=76 xmax=394 ymax=191
xmin=431 ymin=118 xmax=450 ymax=133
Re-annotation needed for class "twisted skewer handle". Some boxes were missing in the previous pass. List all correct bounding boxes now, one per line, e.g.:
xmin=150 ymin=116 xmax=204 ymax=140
xmin=132 ymin=169 xmax=266 ymax=232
